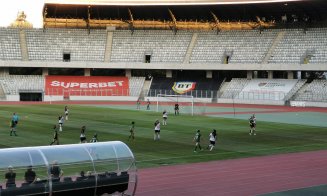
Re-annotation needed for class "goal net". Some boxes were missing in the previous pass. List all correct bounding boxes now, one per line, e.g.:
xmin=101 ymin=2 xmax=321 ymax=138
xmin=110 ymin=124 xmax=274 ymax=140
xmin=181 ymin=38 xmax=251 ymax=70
xmin=156 ymin=94 xmax=194 ymax=115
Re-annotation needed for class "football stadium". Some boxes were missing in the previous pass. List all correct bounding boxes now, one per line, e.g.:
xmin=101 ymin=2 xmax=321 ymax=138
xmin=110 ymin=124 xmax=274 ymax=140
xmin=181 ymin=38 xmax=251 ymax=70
xmin=0 ymin=0 xmax=327 ymax=195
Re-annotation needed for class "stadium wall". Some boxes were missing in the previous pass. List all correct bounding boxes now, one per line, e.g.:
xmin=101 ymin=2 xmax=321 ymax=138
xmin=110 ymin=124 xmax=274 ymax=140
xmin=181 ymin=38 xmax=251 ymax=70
xmin=6 ymin=95 xmax=20 ymax=101
xmin=1 ymin=61 xmax=326 ymax=71
xmin=43 ymin=95 xmax=138 ymax=101
xmin=218 ymin=98 xmax=285 ymax=106
xmin=145 ymin=96 xmax=212 ymax=103
xmin=290 ymin=101 xmax=327 ymax=108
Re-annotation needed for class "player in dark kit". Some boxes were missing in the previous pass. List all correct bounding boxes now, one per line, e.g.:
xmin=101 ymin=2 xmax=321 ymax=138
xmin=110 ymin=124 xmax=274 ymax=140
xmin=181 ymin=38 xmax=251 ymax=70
xmin=193 ymin=130 xmax=202 ymax=152
xmin=249 ymin=114 xmax=256 ymax=136
xmin=146 ymin=99 xmax=151 ymax=110
xmin=24 ymin=166 xmax=36 ymax=184
xmin=174 ymin=103 xmax=179 ymax=115
xmin=10 ymin=119 xmax=18 ymax=136
xmin=50 ymin=125 xmax=59 ymax=145
xmin=5 ymin=165 xmax=16 ymax=188
xmin=128 ymin=121 xmax=135 ymax=141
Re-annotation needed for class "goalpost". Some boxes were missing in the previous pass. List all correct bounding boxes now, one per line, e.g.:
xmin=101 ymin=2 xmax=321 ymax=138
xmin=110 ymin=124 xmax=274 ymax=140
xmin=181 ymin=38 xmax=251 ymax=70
xmin=156 ymin=94 xmax=194 ymax=116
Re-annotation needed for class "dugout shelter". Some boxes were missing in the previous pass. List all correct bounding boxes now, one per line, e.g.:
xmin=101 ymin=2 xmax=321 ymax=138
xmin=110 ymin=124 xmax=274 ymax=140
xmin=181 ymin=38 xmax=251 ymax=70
xmin=0 ymin=141 xmax=137 ymax=196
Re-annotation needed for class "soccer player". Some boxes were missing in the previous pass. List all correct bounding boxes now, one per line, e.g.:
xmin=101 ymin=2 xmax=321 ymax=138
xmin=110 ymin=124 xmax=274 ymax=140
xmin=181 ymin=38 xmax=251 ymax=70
xmin=80 ymin=126 xmax=87 ymax=143
xmin=90 ymin=133 xmax=98 ymax=143
xmin=12 ymin=112 xmax=19 ymax=124
xmin=154 ymin=119 xmax=161 ymax=141
xmin=249 ymin=114 xmax=256 ymax=135
xmin=162 ymin=110 xmax=168 ymax=125
xmin=207 ymin=129 xmax=217 ymax=151
xmin=50 ymin=125 xmax=59 ymax=145
xmin=136 ymin=99 xmax=141 ymax=110
xmin=64 ymin=106 xmax=69 ymax=120
xmin=128 ymin=121 xmax=135 ymax=141
xmin=10 ymin=112 xmax=19 ymax=136
xmin=10 ymin=119 xmax=18 ymax=136
xmin=58 ymin=115 xmax=64 ymax=132
xmin=146 ymin=99 xmax=151 ymax=110
xmin=174 ymin=103 xmax=179 ymax=115
xmin=193 ymin=130 xmax=202 ymax=152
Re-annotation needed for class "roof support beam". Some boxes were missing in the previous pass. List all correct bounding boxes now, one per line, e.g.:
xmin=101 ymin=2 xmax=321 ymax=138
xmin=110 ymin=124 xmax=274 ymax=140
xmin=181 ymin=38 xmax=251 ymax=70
xmin=128 ymin=8 xmax=135 ymax=34
xmin=210 ymin=11 xmax=220 ymax=34
xmin=86 ymin=5 xmax=91 ymax=34
xmin=43 ymin=6 xmax=48 ymax=30
xmin=168 ymin=9 xmax=177 ymax=34
xmin=256 ymin=16 xmax=263 ymax=33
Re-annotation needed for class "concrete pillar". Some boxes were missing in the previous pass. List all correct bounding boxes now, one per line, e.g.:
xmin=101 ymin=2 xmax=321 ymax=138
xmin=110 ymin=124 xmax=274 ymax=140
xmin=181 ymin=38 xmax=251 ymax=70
xmin=297 ymin=71 xmax=302 ymax=79
xmin=206 ymin=70 xmax=212 ymax=79
xmin=84 ymin=68 xmax=91 ymax=76
xmin=268 ymin=71 xmax=273 ymax=79
xmin=43 ymin=68 xmax=49 ymax=76
xmin=125 ymin=69 xmax=132 ymax=77
xmin=166 ymin=70 xmax=172 ymax=78
xmin=247 ymin=71 xmax=253 ymax=79
xmin=287 ymin=71 xmax=294 ymax=79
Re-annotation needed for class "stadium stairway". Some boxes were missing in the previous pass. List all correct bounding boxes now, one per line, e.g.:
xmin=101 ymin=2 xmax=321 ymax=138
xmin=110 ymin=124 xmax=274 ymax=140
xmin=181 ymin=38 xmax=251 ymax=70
xmin=19 ymin=29 xmax=29 ymax=61
xmin=140 ymin=79 xmax=153 ymax=100
xmin=104 ymin=31 xmax=114 ymax=62
xmin=262 ymin=31 xmax=286 ymax=64
xmin=183 ymin=32 xmax=198 ymax=63
xmin=0 ymin=85 xmax=6 ymax=100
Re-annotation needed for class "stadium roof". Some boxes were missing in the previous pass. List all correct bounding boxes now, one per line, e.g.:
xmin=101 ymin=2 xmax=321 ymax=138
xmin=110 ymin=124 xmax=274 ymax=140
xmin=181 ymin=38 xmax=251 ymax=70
xmin=45 ymin=0 xmax=304 ymax=6
xmin=43 ymin=0 xmax=327 ymax=29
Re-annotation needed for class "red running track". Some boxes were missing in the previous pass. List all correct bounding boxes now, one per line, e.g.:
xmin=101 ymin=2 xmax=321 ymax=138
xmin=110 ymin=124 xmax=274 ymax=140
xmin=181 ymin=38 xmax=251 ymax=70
xmin=136 ymin=150 xmax=327 ymax=196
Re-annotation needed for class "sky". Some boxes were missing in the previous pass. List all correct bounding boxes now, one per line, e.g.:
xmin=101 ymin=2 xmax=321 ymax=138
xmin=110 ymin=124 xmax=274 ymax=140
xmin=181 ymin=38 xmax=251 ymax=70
xmin=0 ymin=0 xmax=44 ymax=28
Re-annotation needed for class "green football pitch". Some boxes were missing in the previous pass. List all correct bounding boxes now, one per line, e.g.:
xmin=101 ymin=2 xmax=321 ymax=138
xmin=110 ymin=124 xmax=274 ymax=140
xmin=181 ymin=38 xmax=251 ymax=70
xmin=1 ymin=103 xmax=327 ymax=169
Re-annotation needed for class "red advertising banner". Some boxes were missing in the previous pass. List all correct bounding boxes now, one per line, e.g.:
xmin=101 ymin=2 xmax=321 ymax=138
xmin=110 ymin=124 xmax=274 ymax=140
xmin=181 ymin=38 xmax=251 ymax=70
xmin=45 ymin=76 xmax=129 ymax=96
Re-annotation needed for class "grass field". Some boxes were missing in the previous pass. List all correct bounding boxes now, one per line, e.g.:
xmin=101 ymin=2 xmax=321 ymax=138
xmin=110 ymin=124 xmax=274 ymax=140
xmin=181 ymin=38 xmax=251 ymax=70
xmin=1 ymin=103 xmax=327 ymax=169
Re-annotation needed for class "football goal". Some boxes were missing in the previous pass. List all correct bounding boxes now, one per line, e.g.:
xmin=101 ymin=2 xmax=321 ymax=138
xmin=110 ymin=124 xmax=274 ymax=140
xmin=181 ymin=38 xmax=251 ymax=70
xmin=156 ymin=94 xmax=194 ymax=116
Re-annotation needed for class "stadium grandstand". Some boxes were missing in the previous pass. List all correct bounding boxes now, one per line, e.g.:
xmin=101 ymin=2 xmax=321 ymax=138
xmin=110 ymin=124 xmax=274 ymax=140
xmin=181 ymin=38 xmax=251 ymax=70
xmin=0 ymin=0 xmax=326 ymax=108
